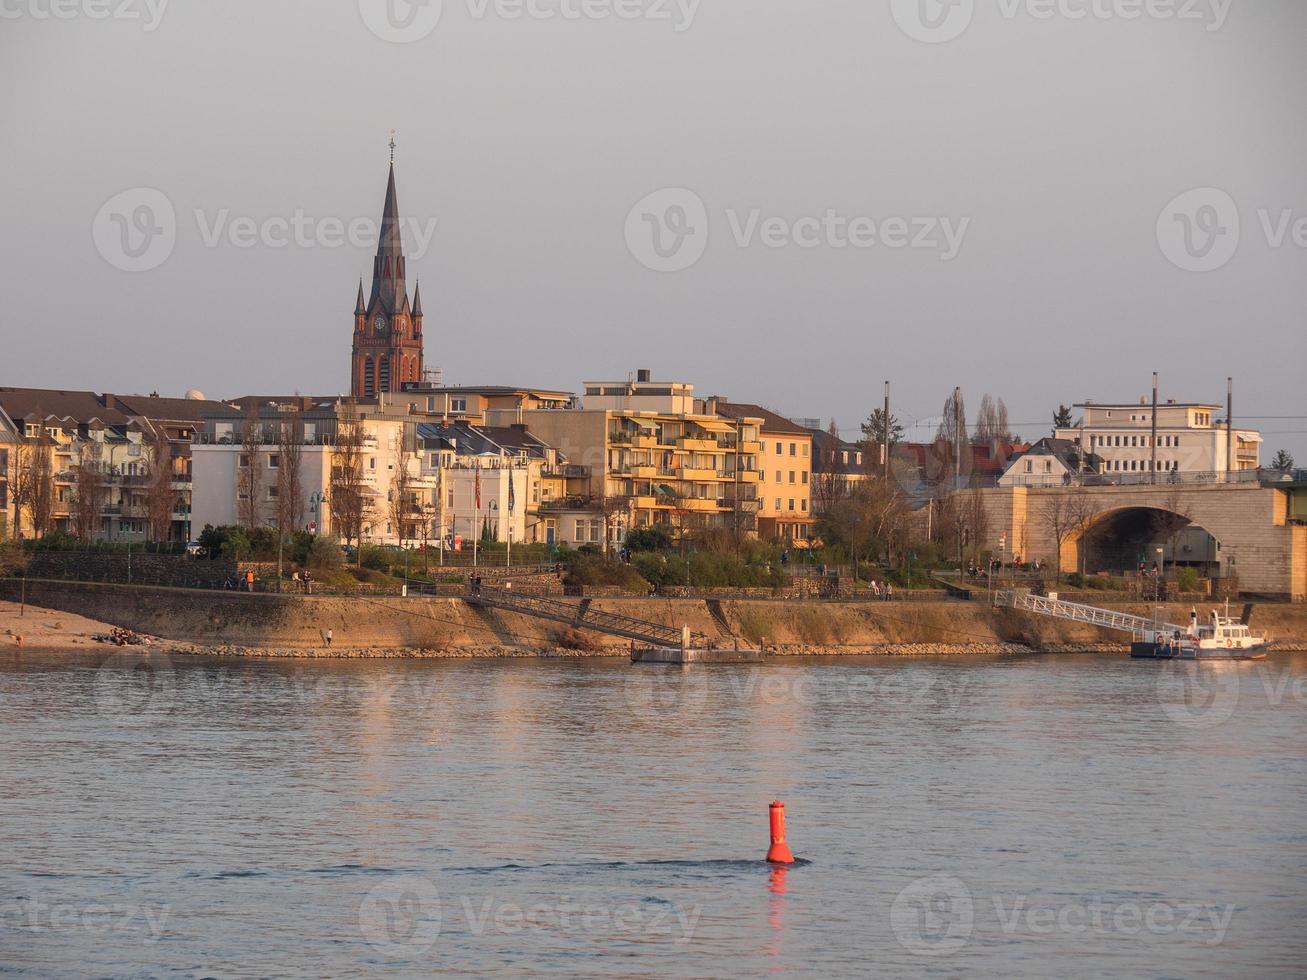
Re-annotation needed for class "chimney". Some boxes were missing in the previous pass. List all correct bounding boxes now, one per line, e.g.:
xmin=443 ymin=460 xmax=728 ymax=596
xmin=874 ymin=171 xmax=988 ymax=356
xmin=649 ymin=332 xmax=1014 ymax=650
xmin=636 ymin=369 xmax=651 ymax=384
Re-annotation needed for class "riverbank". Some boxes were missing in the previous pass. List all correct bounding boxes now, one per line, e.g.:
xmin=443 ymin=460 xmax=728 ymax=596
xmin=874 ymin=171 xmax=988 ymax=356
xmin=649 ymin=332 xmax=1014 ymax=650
xmin=4 ymin=579 xmax=1306 ymax=658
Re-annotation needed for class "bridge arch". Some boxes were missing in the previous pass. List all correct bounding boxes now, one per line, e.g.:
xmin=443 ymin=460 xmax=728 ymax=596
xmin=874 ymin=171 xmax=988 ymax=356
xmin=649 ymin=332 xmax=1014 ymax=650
xmin=1072 ymin=505 xmax=1222 ymax=577
xmin=978 ymin=481 xmax=1301 ymax=597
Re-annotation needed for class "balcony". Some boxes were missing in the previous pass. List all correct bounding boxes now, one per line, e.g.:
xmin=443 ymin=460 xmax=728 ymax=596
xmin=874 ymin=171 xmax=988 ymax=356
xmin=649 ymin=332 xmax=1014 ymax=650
xmin=682 ymin=498 xmax=721 ymax=512
xmin=629 ymin=465 xmax=658 ymax=479
xmin=679 ymin=437 xmax=720 ymax=453
xmin=739 ymin=441 xmax=763 ymax=455
xmin=679 ymin=467 xmax=723 ymax=481
xmin=736 ymin=469 xmax=761 ymax=483
xmin=540 ymin=496 xmax=597 ymax=513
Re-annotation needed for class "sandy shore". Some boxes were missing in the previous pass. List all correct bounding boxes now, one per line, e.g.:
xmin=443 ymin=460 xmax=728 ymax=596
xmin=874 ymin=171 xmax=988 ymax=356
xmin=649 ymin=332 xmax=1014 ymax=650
xmin=1 ymin=599 xmax=1116 ymax=660
xmin=1 ymin=599 xmax=125 ymax=651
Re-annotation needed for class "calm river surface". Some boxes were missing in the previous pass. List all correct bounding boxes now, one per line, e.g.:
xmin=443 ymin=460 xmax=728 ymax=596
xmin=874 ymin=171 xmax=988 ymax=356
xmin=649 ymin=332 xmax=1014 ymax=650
xmin=2 ymin=650 xmax=1305 ymax=977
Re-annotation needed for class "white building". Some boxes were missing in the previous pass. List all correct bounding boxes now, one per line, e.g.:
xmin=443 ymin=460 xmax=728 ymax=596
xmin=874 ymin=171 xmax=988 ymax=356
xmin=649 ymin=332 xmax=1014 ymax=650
xmin=191 ymin=403 xmax=437 ymax=545
xmin=1055 ymin=399 xmax=1261 ymax=479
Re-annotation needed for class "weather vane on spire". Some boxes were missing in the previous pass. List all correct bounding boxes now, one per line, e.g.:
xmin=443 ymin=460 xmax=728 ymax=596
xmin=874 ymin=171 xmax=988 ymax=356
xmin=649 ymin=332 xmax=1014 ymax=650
xmin=389 ymin=129 xmax=396 ymax=164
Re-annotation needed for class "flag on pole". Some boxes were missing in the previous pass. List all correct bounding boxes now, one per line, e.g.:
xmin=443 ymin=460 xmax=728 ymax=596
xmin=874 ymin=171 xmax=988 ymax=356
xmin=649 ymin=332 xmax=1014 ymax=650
xmin=507 ymin=470 xmax=516 ymax=513
xmin=474 ymin=468 xmax=481 ymax=510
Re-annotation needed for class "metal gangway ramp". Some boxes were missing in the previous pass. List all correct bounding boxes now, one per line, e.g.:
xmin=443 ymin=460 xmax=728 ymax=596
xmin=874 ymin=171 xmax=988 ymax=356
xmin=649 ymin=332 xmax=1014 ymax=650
xmin=993 ymin=590 xmax=1184 ymax=638
xmin=466 ymin=587 xmax=711 ymax=648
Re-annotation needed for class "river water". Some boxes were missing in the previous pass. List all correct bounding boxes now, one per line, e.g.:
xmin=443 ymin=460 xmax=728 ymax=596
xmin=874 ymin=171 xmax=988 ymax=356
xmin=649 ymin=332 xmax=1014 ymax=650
xmin=2 ymin=649 xmax=1305 ymax=978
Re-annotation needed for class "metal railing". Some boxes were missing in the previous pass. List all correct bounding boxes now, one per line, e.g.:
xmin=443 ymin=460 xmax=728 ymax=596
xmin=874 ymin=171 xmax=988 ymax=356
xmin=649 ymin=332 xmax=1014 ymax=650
xmin=466 ymin=585 xmax=710 ymax=647
xmin=994 ymin=589 xmax=1184 ymax=637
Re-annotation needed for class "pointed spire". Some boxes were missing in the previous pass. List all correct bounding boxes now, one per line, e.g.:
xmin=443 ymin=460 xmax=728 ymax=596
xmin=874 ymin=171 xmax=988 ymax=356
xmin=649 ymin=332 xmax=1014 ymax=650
xmin=412 ymin=280 xmax=423 ymax=317
xmin=355 ymin=279 xmax=366 ymax=316
xmin=368 ymin=142 xmax=407 ymax=315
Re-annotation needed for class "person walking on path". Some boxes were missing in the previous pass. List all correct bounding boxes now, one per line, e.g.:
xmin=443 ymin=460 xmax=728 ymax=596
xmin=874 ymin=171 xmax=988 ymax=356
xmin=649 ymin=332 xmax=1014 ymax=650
xmin=325 ymin=628 xmax=333 ymax=647
xmin=303 ymin=570 xmax=312 ymax=594
xmin=245 ymin=570 xmax=255 ymax=593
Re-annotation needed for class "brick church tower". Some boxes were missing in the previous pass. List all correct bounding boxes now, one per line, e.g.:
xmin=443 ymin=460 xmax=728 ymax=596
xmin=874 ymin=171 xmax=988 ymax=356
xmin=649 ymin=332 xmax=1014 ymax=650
xmin=351 ymin=147 xmax=424 ymax=397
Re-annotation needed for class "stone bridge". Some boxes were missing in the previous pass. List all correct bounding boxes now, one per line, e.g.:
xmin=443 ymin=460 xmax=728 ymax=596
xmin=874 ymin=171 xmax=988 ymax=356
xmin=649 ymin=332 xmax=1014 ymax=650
xmin=979 ymin=481 xmax=1306 ymax=599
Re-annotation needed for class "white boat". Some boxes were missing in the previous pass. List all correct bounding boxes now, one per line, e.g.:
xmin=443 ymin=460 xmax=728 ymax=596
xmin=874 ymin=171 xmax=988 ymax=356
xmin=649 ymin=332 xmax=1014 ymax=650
xmin=1132 ymin=603 xmax=1271 ymax=660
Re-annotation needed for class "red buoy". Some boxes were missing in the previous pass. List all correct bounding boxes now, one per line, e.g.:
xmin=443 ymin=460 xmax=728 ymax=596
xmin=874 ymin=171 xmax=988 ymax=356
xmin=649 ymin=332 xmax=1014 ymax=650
xmin=766 ymin=800 xmax=795 ymax=864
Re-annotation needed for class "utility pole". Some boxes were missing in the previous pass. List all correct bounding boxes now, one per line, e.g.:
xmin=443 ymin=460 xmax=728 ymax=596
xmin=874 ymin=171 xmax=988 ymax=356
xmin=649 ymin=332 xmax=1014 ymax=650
xmin=953 ymin=386 xmax=962 ymax=489
xmin=1150 ymin=371 xmax=1159 ymax=485
xmin=883 ymin=381 xmax=891 ymax=484
xmin=1226 ymin=376 xmax=1234 ymax=482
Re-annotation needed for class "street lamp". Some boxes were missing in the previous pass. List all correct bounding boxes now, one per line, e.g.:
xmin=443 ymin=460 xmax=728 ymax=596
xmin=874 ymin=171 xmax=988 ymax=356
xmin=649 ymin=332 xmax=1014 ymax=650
xmin=308 ymin=491 xmax=327 ymax=535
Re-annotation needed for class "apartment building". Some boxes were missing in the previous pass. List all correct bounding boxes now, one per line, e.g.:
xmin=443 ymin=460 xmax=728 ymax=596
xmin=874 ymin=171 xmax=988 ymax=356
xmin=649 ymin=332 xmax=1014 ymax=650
xmin=416 ymin=420 xmax=594 ymax=549
xmin=191 ymin=400 xmax=438 ymax=546
xmin=1055 ymin=399 xmax=1262 ymax=478
xmin=520 ymin=371 xmax=763 ymax=547
xmin=806 ymin=423 xmax=870 ymax=510
xmin=0 ymin=387 xmax=230 ymax=542
xmin=712 ymin=400 xmax=813 ymax=543
xmin=387 ymin=385 xmax=575 ymax=425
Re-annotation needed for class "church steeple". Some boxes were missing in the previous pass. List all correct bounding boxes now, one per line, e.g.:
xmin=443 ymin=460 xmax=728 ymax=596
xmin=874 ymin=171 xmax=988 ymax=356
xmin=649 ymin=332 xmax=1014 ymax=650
xmin=368 ymin=159 xmax=408 ymax=316
xmin=412 ymin=280 xmax=423 ymax=317
xmin=350 ymin=138 xmax=426 ymax=399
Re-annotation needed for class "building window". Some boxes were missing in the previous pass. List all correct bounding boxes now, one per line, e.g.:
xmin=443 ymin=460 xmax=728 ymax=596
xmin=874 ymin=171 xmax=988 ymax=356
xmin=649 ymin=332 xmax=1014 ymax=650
xmin=789 ymin=443 xmax=796 ymax=456
xmin=238 ymin=454 xmax=250 ymax=468
xmin=775 ymin=442 xmax=782 ymax=454
xmin=268 ymin=454 xmax=279 ymax=469
xmin=775 ymin=498 xmax=782 ymax=510
xmin=379 ymin=356 xmax=391 ymax=393
xmin=452 ymin=399 xmax=467 ymax=413
xmin=789 ymin=471 xmax=796 ymax=484
xmin=788 ymin=499 xmax=795 ymax=511
xmin=801 ymin=500 xmax=807 ymax=512
xmin=801 ymin=471 xmax=808 ymax=484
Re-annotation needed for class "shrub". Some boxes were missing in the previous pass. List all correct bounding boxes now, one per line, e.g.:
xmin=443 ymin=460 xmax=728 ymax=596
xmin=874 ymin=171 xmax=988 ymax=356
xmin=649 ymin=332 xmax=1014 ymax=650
xmin=1175 ymin=567 xmax=1200 ymax=593
xmin=561 ymin=552 xmax=648 ymax=592
xmin=308 ymin=535 xmax=343 ymax=572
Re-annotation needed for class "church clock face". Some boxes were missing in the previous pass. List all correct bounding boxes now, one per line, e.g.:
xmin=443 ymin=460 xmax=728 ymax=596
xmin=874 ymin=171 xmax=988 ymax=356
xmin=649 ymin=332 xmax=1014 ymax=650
xmin=374 ymin=317 xmax=387 ymax=334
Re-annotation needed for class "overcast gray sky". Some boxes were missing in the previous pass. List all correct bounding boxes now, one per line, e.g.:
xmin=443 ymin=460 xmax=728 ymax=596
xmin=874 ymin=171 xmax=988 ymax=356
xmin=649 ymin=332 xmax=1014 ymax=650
xmin=2 ymin=0 xmax=1304 ymax=457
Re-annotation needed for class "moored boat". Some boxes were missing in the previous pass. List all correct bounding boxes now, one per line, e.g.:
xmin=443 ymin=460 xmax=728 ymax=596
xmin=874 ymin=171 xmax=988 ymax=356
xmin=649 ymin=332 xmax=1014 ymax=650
xmin=1131 ymin=604 xmax=1271 ymax=660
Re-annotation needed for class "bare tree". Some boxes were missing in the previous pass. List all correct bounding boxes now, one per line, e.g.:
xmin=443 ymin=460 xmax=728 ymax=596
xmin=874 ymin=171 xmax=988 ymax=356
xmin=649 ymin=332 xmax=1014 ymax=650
xmin=1063 ymin=488 xmax=1100 ymax=577
xmin=72 ymin=439 xmax=106 ymax=541
xmin=276 ymin=413 xmax=305 ymax=537
xmin=934 ymin=389 xmax=968 ymax=448
xmin=238 ymin=404 xmax=261 ymax=532
xmin=596 ymin=491 xmax=634 ymax=555
xmin=1151 ymin=488 xmax=1193 ymax=576
xmin=22 ymin=432 xmax=55 ymax=539
xmin=329 ymin=404 xmax=369 ymax=564
xmin=974 ymin=394 xmax=1014 ymax=445
xmin=388 ymin=446 xmax=415 ymax=549
xmin=957 ymin=488 xmax=990 ymax=562
xmin=811 ymin=420 xmax=846 ymax=515
xmin=145 ymin=433 xmax=176 ymax=542
xmin=1040 ymin=492 xmax=1076 ymax=582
